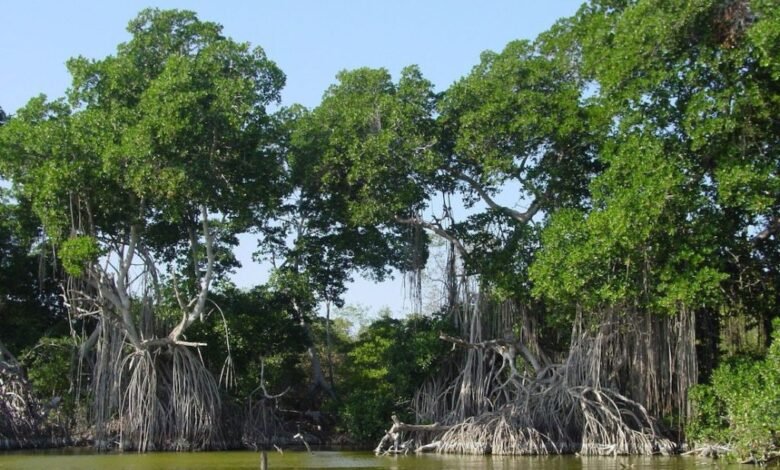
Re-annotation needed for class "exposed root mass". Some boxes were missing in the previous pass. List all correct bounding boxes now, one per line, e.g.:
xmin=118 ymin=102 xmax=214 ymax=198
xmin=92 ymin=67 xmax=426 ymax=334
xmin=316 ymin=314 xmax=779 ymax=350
xmin=0 ymin=357 xmax=41 ymax=446
xmin=376 ymin=291 xmax=684 ymax=456
xmin=119 ymin=345 xmax=221 ymax=451
xmin=376 ymin=372 xmax=676 ymax=456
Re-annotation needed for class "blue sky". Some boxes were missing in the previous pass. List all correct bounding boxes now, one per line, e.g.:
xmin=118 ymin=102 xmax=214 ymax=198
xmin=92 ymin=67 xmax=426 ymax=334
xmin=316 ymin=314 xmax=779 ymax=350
xmin=1 ymin=1 xmax=583 ymax=316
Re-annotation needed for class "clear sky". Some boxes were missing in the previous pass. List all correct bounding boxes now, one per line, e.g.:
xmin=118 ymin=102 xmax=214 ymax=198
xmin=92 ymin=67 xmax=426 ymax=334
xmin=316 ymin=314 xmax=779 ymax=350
xmin=1 ymin=1 xmax=583 ymax=316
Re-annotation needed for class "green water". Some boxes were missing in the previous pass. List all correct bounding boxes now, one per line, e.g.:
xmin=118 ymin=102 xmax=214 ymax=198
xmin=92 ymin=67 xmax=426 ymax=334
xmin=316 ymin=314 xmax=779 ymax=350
xmin=0 ymin=450 xmax=750 ymax=470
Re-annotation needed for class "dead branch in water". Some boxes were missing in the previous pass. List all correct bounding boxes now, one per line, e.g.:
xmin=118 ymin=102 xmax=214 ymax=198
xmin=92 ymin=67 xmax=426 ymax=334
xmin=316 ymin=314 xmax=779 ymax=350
xmin=375 ymin=415 xmax=453 ymax=455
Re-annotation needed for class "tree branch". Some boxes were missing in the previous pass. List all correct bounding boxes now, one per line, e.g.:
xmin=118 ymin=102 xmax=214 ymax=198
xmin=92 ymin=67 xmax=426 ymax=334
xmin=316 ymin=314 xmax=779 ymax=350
xmin=85 ymin=270 xmax=141 ymax=348
xmin=752 ymin=215 xmax=779 ymax=243
xmin=79 ymin=321 xmax=102 ymax=360
xmin=168 ymin=205 xmax=215 ymax=342
xmin=374 ymin=414 xmax=452 ymax=455
xmin=455 ymin=172 xmax=541 ymax=224
xmin=117 ymin=224 xmax=139 ymax=297
xmin=193 ymin=205 xmax=215 ymax=320
xmin=439 ymin=332 xmax=542 ymax=374
xmin=141 ymin=337 xmax=207 ymax=349
xmin=394 ymin=215 xmax=469 ymax=259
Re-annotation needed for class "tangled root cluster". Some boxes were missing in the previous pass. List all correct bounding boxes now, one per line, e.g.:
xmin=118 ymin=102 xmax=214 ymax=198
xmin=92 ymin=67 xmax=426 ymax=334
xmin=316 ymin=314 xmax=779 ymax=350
xmin=378 ymin=367 xmax=675 ymax=456
xmin=376 ymin=314 xmax=680 ymax=456
xmin=0 ymin=359 xmax=43 ymax=448
xmin=119 ymin=345 xmax=221 ymax=451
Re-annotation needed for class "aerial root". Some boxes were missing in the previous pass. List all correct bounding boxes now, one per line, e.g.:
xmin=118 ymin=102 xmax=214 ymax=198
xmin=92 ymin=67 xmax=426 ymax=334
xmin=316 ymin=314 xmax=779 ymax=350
xmin=375 ymin=372 xmax=676 ymax=456
xmin=436 ymin=413 xmax=556 ymax=455
xmin=120 ymin=345 xmax=221 ymax=451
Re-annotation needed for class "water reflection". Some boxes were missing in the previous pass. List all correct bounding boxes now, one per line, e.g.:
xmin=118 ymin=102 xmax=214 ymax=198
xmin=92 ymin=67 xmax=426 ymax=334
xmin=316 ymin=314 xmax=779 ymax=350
xmin=0 ymin=450 xmax=750 ymax=469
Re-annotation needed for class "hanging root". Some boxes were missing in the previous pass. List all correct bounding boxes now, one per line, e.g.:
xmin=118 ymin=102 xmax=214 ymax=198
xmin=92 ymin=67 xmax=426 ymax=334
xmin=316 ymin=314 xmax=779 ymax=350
xmin=436 ymin=412 xmax=556 ymax=455
xmin=119 ymin=345 xmax=221 ymax=451
xmin=170 ymin=346 xmax=221 ymax=450
xmin=241 ymin=359 xmax=289 ymax=449
xmin=376 ymin=265 xmax=689 ymax=456
xmin=121 ymin=349 xmax=159 ymax=451
xmin=376 ymin=372 xmax=675 ymax=456
xmin=241 ymin=398 xmax=286 ymax=449
xmin=376 ymin=329 xmax=677 ymax=457
xmin=574 ymin=386 xmax=675 ymax=456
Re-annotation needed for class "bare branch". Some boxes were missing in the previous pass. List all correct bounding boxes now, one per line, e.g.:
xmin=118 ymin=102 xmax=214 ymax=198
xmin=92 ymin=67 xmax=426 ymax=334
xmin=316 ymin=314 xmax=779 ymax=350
xmin=170 ymin=269 xmax=188 ymax=312
xmin=439 ymin=332 xmax=542 ymax=374
xmin=78 ymin=321 xmax=101 ymax=359
xmin=117 ymin=224 xmax=139 ymax=295
xmin=249 ymin=358 xmax=290 ymax=400
xmin=137 ymin=244 xmax=161 ymax=304
xmin=375 ymin=414 xmax=452 ymax=455
xmin=752 ymin=215 xmax=779 ymax=243
xmin=193 ymin=205 xmax=215 ymax=321
xmin=141 ymin=338 xmax=207 ymax=349
xmin=455 ymin=172 xmax=541 ymax=224
xmin=168 ymin=205 xmax=215 ymax=342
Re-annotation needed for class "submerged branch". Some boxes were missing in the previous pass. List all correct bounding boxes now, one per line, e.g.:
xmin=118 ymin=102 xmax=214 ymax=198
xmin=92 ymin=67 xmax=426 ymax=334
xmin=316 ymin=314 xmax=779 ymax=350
xmin=375 ymin=415 xmax=453 ymax=455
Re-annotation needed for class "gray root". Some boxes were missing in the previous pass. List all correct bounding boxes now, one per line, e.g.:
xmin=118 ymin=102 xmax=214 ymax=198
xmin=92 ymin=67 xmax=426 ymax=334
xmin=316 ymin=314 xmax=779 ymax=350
xmin=375 ymin=288 xmax=686 ymax=456
xmin=63 ymin=205 xmax=230 ymax=451
xmin=0 ymin=353 xmax=40 ymax=444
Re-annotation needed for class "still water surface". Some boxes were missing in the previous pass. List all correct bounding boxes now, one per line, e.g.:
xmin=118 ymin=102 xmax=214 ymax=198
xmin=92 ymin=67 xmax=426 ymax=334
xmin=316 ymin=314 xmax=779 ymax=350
xmin=0 ymin=450 xmax=750 ymax=469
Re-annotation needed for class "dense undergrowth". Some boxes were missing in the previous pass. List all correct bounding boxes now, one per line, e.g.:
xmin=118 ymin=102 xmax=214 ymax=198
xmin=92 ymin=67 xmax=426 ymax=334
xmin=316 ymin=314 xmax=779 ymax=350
xmin=687 ymin=320 xmax=780 ymax=464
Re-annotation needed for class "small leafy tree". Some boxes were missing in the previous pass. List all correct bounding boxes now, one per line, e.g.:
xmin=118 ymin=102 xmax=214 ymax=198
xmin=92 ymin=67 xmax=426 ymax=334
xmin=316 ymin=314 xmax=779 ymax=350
xmin=338 ymin=312 xmax=451 ymax=443
xmin=688 ymin=319 xmax=780 ymax=463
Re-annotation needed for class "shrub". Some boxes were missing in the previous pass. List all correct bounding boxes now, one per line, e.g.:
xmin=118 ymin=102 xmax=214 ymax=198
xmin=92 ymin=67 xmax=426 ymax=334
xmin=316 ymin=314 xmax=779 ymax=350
xmin=687 ymin=319 xmax=780 ymax=463
xmin=59 ymin=236 xmax=101 ymax=276
xmin=21 ymin=336 xmax=73 ymax=400
xmin=336 ymin=313 xmax=451 ymax=443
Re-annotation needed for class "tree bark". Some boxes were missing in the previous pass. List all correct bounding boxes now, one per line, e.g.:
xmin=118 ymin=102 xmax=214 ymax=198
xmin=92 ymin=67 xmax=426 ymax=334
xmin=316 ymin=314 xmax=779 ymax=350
xmin=439 ymin=332 xmax=542 ymax=375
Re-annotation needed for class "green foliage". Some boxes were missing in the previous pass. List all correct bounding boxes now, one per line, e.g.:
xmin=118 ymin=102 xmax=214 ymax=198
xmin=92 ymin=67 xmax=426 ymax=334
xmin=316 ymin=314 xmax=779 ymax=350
xmin=531 ymin=134 xmax=727 ymax=315
xmin=293 ymin=66 xmax=438 ymax=226
xmin=184 ymin=282 xmax=309 ymax=399
xmin=531 ymin=0 xmax=780 ymax=331
xmin=0 ymin=8 xmax=287 ymax=265
xmin=687 ymin=384 xmax=730 ymax=445
xmin=337 ymin=313 xmax=451 ymax=443
xmin=688 ymin=320 xmax=780 ymax=462
xmin=0 ymin=1 xmax=779 ymax=453
xmin=21 ymin=336 xmax=73 ymax=399
xmin=435 ymin=31 xmax=602 ymax=300
xmin=0 ymin=195 xmax=66 ymax=354
xmin=58 ymin=235 xmax=101 ymax=276
xmin=440 ymin=37 xmax=600 ymax=210
xmin=287 ymin=67 xmax=436 ymax=283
